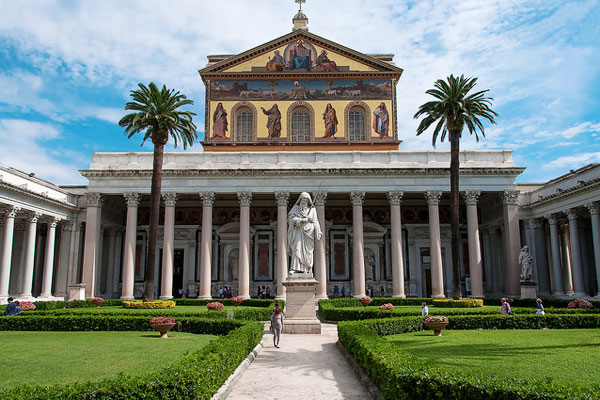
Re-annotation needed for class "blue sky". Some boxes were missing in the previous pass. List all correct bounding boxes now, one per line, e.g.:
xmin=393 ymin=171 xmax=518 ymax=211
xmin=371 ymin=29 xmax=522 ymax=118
xmin=0 ymin=0 xmax=599 ymax=185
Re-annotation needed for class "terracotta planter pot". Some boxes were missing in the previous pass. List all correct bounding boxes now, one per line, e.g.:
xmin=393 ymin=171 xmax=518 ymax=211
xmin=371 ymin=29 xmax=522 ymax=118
xmin=92 ymin=300 xmax=103 ymax=307
xmin=424 ymin=321 xmax=449 ymax=336
xmin=359 ymin=299 xmax=372 ymax=307
xmin=151 ymin=323 xmax=176 ymax=338
xmin=232 ymin=300 xmax=243 ymax=307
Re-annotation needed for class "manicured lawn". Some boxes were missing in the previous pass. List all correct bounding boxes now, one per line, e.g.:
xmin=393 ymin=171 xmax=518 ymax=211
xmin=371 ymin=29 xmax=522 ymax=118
xmin=0 ymin=331 xmax=216 ymax=390
xmin=386 ymin=329 xmax=600 ymax=388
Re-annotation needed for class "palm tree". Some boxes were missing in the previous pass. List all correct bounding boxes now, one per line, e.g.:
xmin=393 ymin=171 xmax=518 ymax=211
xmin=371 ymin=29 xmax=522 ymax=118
xmin=414 ymin=75 xmax=497 ymax=299
xmin=119 ymin=83 xmax=197 ymax=302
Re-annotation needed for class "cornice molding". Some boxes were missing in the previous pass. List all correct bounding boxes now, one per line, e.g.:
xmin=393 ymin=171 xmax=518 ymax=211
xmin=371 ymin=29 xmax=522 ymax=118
xmin=0 ymin=182 xmax=77 ymax=210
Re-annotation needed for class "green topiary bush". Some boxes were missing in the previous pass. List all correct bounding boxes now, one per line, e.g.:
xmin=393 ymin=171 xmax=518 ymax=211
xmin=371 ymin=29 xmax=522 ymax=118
xmin=432 ymin=298 xmax=483 ymax=307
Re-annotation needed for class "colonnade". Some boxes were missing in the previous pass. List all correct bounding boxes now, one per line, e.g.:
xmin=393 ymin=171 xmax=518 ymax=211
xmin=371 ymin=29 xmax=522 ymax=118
xmin=75 ymin=189 xmax=518 ymax=301
xmin=0 ymin=205 xmax=63 ymax=301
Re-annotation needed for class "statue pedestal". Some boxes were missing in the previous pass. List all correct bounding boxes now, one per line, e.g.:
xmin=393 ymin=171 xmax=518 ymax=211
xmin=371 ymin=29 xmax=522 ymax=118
xmin=282 ymin=275 xmax=321 ymax=334
xmin=520 ymin=281 xmax=537 ymax=299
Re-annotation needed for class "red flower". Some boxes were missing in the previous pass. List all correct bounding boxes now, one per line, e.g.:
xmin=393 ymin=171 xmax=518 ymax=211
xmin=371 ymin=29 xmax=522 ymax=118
xmin=207 ymin=302 xmax=225 ymax=311
xmin=149 ymin=317 xmax=175 ymax=325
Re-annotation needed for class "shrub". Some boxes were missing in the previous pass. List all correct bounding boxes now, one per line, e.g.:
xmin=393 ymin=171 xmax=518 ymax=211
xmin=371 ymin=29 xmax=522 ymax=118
xmin=207 ymin=302 xmax=225 ymax=311
xmin=0 ymin=317 xmax=263 ymax=400
xmin=175 ymin=298 xmax=283 ymax=308
xmin=122 ymin=300 xmax=175 ymax=309
xmin=432 ymin=298 xmax=483 ymax=308
xmin=338 ymin=317 xmax=598 ymax=399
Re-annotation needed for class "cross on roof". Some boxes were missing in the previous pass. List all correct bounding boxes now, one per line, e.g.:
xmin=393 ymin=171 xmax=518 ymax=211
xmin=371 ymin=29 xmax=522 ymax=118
xmin=295 ymin=0 xmax=306 ymax=11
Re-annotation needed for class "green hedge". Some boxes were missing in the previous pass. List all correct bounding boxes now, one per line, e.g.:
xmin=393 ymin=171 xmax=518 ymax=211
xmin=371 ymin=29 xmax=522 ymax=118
xmin=175 ymin=298 xmax=283 ymax=308
xmin=0 ymin=316 xmax=263 ymax=399
xmin=432 ymin=298 xmax=483 ymax=307
xmin=338 ymin=316 xmax=599 ymax=399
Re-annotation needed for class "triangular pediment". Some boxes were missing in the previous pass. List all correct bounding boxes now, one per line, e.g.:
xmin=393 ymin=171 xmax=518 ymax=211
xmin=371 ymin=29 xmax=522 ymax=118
xmin=199 ymin=30 xmax=402 ymax=76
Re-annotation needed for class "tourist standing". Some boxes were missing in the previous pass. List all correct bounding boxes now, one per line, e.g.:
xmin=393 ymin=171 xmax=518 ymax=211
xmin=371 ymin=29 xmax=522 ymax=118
xmin=333 ymin=285 xmax=339 ymax=298
xmin=536 ymin=298 xmax=545 ymax=315
xmin=380 ymin=286 xmax=385 ymax=297
xmin=265 ymin=286 xmax=271 ymax=299
xmin=270 ymin=306 xmax=284 ymax=348
xmin=421 ymin=302 xmax=429 ymax=316
xmin=500 ymin=298 xmax=512 ymax=315
xmin=3 ymin=297 xmax=20 ymax=316
xmin=341 ymin=286 xmax=346 ymax=298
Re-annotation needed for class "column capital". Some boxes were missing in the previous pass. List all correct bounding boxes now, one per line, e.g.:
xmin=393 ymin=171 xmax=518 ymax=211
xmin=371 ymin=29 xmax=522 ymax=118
xmin=48 ymin=217 xmax=61 ymax=228
xmin=585 ymin=202 xmax=600 ymax=215
xmin=312 ymin=191 xmax=327 ymax=206
xmin=163 ymin=192 xmax=178 ymax=207
xmin=526 ymin=218 xmax=543 ymax=229
xmin=60 ymin=220 xmax=75 ymax=232
xmin=350 ymin=191 xmax=365 ymax=206
xmin=274 ymin=191 xmax=290 ymax=206
xmin=545 ymin=213 xmax=560 ymax=225
xmin=386 ymin=191 xmax=404 ymax=205
xmin=565 ymin=208 xmax=579 ymax=220
xmin=425 ymin=191 xmax=442 ymax=205
xmin=237 ymin=192 xmax=253 ymax=206
xmin=84 ymin=192 xmax=103 ymax=207
xmin=199 ymin=191 xmax=215 ymax=207
xmin=3 ymin=205 xmax=21 ymax=218
xmin=502 ymin=190 xmax=520 ymax=205
xmin=462 ymin=191 xmax=481 ymax=205
xmin=27 ymin=212 xmax=43 ymax=223
xmin=123 ymin=192 xmax=140 ymax=207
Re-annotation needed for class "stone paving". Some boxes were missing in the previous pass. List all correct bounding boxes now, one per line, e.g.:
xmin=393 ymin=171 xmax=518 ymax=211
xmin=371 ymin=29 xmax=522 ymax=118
xmin=227 ymin=323 xmax=370 ymax=400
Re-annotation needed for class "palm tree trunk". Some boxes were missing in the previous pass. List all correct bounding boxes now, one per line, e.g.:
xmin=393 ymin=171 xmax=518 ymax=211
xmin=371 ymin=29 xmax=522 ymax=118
xmin=450 ymin=130 xmax=462 ymax=300
xmin=144 ymin=142 xmax=165 ymax=302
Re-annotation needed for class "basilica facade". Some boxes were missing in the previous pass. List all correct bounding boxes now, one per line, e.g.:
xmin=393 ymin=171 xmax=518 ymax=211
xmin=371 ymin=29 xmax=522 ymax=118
xmin=1 ymin=19 xmax=599 ymax=304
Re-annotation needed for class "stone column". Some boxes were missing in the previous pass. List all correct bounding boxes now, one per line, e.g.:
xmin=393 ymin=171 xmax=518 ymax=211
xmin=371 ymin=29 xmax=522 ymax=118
xmin=198 ymin=192 xmax=215 ymax=299
xmin=313 ymin=191 xmax=328 ymax=299
xmin=546 ymin=214 xmax=564 ymax=296
xmin=585 ymin=202 xmax=600 ymax=297
xmin=121 ymin=193 xmax=138 ymax=300
xmin=275 ymin=192 xmax=289 ymax=300
xmin=463 ymin=191 xmax=483 ymax=297
xmin=39 ymin=217 xmax=61 ymax=298
xmin=502 ymin=190 xmax=521 ymax=296
xmin=160 ymin=193 xmax=177 ymax=299
xmin=387 ymin=191 xmax=405 ymax=298
xmin=237 ymin=192 xmax=252 ymax=299
xmin=526 ymin=218 xmax=551 ymax=294
xmin=350 ymin=192 xmax=366 ymax=298
xmin=0 ymin=206 xmax=20 ymax=299
xmin=565 ymin=208 xmax=586 ymax=296
xmin=426 ymin=191 xmax=444 ymax=298
xmin=19 ymin=212 xmax=42 ymax=298
xmin=82 ymin=193 xmax=103 ymax=298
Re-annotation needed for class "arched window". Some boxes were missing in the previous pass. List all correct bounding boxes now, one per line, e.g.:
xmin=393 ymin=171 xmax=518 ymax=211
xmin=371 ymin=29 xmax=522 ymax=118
xmin=235 ymin=107 xmax=253 ymax=142
xmin=348 ymin=107 xmax=366 ymax=141
xmin=291 ymin=108 xmax=310 ymax=142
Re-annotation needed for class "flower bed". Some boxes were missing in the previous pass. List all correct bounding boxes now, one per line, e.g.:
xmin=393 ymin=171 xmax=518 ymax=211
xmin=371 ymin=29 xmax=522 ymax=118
xmin=149 ymin=317 xmax=175 ymax=325
xmin=206 ymin=302 xmax=225 ymax=311
xmin=17 ymin=301 xmax=36 ymax=311
xmin=568 ymin=299 xmax=593 ymax=309
xmin=338 ymin=316 xmax=600 ymax=399
xmin=0 ymin=315 xmax=263 ymax=399
xmin=122 ymin=300 xmax=175 ymax=309
xmin=379 ymin=303 xmax=394 ymax=310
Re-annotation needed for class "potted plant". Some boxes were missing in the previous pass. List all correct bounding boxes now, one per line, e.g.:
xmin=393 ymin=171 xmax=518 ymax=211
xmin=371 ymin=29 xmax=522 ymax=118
xmin=379 ymin=303 xmax=394 ymax=310
xmin=91 ymin=297 xmax=104 ymax=307
xmin=206 ymin=301 xmax=225 ymax=311
xmin=231 ymin=296 xmax=244 ymax=307
xmin=424 ymin=316 xmax=449 ymax=336
xmin=568 ymin=299 xmax=593 ymax=309
xmin=149 ymin=317 xmax=176 ymax=338
xmin=359 ymin=296 xmax=372 ymax=307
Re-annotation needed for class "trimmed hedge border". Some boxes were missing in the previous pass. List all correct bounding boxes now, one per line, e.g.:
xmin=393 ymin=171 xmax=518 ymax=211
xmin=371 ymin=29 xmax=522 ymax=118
xmin=432 ymin=298 xmax=483 ymax=307
xmin=122 ymin=300 xmax=176 ymax=309
xmin=0 ymin=315 xmax=263 ymax=399
xmin=338 ymin=315 xmax=600 ymax=399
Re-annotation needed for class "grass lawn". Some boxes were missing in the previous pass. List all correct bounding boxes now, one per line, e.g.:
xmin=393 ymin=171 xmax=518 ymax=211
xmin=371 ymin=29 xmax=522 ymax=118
xmin=386 ymin=329 xmax=600 ymax=388
xmin=0 ymin=331 xmax=216 ymax=390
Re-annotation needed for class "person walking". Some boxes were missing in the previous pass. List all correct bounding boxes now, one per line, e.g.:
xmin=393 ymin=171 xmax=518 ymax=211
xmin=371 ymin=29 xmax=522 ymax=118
xmin=3 ymin=297 xmax=20 ymax=316
xmin=270 ymin=306 xmax=284 ymax=348
xmin=500 ymin=298 xmax=513 ymax=315
xmin=421 ymin=302 xmax=429 ymax=316
xmin=536 ymin=298 xmax=545 ymax=315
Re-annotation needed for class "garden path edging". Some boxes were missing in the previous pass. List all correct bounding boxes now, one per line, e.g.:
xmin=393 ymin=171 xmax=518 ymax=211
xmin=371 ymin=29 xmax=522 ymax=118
xmin=336 ymin=340 xmax=384 ymax=400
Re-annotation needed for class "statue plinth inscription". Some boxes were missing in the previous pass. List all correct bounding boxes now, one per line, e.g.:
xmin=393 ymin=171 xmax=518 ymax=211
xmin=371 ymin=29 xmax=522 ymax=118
xmin=283 ymin=276 xmax=321 ymax=334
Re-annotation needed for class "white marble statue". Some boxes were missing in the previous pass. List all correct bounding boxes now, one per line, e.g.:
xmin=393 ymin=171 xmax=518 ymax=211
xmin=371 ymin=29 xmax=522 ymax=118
xmin=519 ymin=245 xmax=533 ymax=281
xmin=287 ymin=192 xmax=322 ymax=274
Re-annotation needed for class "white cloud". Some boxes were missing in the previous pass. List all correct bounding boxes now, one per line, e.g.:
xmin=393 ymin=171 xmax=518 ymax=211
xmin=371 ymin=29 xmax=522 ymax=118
xmin=0 ymin=119 xmax=88 ymax=184
xmin=543 ymin=152 xmax=600 ymax=170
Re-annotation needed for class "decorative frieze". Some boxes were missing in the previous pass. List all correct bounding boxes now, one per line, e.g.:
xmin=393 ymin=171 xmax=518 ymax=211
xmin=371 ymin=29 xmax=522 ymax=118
xmin=386 ymin=191 xmax=403 ymax=205
xmin=350 ymin=191 xmax=365 ymax=206
xmin=163 ymin=192 xmax=178 ymax=207
xmin=237 ymin=192 xmax=253 ymax=206
xmin=425 ymin=191 xmax=442 ymax=206
xmin=123 ymin=192 xmax=140 ymax=207
xmin=502 ymin=190 xmax=519 ymax=205
xmin=275 ymin=192 xmax=290 ymax=206
xmin=84 ymin=192 xmax=103 ymax=207
xmin=199 ymin=192 xmax=215 ymax=207
xmin=312 ymin=191 xmax=327 ymax=206
xmin=462 ymin=191 xmax=481 ymax=205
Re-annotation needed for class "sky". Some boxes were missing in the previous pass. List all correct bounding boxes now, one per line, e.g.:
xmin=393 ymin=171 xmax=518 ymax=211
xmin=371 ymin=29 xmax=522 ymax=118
xmin=0 ymin=0 xmax=599 ymax=185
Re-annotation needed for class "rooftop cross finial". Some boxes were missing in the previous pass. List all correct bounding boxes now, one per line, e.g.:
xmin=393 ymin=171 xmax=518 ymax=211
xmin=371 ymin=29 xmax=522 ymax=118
xmin=295 ymin=0 xmax=306 ymax=11
xmin=292 ymin=0 xmax=308 ymax=31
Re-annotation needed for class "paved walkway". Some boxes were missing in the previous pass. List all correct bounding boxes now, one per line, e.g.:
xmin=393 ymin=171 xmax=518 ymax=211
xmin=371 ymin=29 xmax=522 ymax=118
xmin=227 ymin=323 xmax=370 ymax=400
